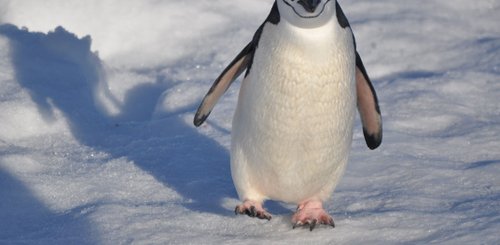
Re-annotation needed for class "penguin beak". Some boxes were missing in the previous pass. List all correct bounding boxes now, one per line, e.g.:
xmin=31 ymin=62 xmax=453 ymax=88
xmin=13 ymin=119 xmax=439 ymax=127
xmin=297 ymin=0 xmax=321 ymax=13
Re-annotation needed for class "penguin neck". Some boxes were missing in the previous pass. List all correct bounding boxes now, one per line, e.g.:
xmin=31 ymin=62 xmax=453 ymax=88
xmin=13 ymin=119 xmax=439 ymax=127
xmin=267 ymin=18 xmax=345 ymax=64
xmin=280 ymin=17 xmax=340 ymax=43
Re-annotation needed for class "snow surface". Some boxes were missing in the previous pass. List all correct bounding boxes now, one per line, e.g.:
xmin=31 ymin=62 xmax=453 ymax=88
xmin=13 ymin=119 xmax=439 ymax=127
xmin=0 ymin=0 xmax=499 ymax=244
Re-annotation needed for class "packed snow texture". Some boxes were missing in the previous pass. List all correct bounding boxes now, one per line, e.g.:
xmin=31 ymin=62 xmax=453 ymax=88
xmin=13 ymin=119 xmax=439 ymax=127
xmin=0 ymin=0 xmax=499 ymax=244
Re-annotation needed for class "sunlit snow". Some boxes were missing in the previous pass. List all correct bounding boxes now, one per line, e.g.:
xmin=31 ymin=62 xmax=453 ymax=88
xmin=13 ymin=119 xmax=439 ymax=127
xmin=0 ymin=0 xmax=499 ymax=244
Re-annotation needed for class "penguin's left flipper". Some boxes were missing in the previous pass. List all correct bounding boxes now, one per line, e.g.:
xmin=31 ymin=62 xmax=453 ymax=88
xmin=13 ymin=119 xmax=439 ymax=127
xmin=355 ymin=52 xmax=383 ymax=150
xmin=193 ymin=42 xmax=254 ymax=127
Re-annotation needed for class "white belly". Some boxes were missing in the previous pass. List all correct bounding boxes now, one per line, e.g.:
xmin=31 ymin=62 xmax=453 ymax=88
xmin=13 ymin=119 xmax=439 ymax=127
xmin=231 ymin=21 xmax=356 ymax=204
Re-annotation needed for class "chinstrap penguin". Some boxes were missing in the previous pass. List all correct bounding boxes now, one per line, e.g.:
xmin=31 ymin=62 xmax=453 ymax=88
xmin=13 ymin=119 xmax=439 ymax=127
xmin=194 ymin=0 xmax=382 ymax=230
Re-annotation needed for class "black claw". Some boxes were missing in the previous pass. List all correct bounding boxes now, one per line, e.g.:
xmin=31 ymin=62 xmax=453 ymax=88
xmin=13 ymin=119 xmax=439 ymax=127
xmin=243 ymin=205 xmax=257 ymax=217
xmin=292 ymin=218 xmax=334 ymax=231
xmin=258 ymin=212 xmax=272 ymax=221
xmin=309 ymin=220 xmax=318 ymax=231
xmin=235 ymin=205 xmax=272 ymax=221
xmin=249 ymin=206 xmax=257 ymax=217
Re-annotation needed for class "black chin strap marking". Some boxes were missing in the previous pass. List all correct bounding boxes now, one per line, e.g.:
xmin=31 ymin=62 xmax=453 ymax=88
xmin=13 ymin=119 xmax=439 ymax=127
xmin=282 ymin=0 xmax=331 ymax=19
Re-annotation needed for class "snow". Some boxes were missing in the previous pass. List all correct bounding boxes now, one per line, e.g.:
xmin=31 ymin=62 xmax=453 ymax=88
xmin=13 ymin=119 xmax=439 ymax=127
xmin=0 ymin=0 xmax=499 ymax=244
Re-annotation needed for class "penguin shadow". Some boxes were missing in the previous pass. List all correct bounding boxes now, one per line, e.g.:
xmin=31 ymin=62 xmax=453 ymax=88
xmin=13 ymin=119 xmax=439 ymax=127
xmin=0 ymin=162 xmax=97 ymax=244
xmin=0 ymin=24 xmax=237 ymax=216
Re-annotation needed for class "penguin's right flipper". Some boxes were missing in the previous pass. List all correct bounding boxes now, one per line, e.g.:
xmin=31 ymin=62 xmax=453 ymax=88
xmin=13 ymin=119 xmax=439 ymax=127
xmin=355 ymin=52 xmax=383 ymax=150
xmin=193 ymin=42 xmax=254 ymax=127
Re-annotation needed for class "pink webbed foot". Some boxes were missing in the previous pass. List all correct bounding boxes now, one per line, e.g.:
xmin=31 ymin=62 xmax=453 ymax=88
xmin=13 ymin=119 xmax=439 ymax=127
xmin=292 ymin=200 xmax=335 ymax=231
xmin=235 ymin=200 xmax=272 ymax=221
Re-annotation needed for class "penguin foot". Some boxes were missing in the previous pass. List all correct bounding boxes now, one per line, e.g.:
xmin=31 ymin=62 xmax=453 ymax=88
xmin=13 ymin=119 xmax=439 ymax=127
xmin=235 ymin=200 xmax=272 ymax=221
xmin=292 ymin=200 xmax=335 ymax=231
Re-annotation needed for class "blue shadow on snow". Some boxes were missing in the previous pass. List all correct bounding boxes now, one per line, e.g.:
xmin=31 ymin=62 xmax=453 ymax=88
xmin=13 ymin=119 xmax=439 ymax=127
xmin=0 ymin=24 xmax=236 ymax=219
xmin=0 ymin=167 xmax=97 ymax=244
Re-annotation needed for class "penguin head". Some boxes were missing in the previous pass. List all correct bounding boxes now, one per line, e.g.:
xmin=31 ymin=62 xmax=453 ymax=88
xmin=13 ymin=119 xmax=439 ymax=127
xmin=277 ymin=0 xmax=335 ymax=28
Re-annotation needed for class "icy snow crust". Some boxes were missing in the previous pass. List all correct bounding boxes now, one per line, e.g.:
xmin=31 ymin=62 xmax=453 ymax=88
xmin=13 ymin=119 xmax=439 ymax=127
xmin=0 ymin=0 xmax=499 ymax=244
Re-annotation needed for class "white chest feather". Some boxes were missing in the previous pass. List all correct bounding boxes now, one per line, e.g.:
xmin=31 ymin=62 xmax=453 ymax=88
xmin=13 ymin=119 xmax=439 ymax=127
xmin=231 ymin=21 xmax=356 ymax=203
